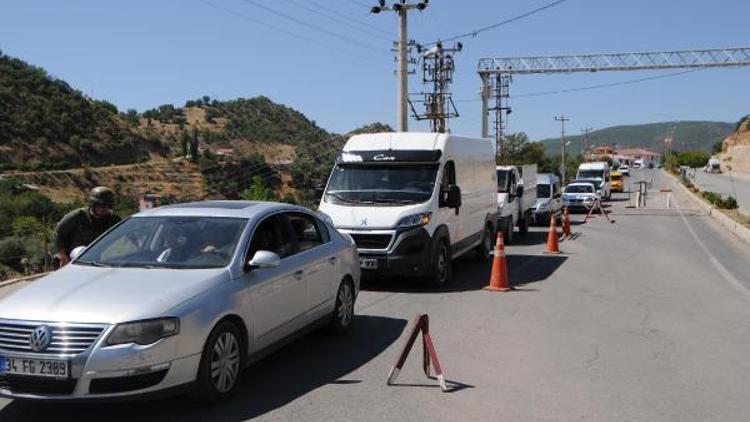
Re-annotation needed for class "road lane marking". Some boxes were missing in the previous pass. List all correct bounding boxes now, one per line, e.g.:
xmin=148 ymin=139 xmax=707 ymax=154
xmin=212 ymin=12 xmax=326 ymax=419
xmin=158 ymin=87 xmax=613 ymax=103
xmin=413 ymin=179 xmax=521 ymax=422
xmin=674 ymin=193 xmax=750 ymax=301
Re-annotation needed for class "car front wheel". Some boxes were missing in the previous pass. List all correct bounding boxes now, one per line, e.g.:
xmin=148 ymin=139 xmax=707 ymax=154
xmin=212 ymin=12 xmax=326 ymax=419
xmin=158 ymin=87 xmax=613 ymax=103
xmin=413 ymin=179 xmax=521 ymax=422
xmin=329 ymin=278 xmax=355 ymax=334
xmin=190 ymin=321 xmax=243 ymax=403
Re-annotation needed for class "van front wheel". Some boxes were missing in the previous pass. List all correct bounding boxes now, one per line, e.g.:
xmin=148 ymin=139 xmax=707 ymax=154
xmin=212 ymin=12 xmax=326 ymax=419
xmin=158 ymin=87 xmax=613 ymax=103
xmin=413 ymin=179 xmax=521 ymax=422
xmin=428 ymin=238 xmax=452 ymax=286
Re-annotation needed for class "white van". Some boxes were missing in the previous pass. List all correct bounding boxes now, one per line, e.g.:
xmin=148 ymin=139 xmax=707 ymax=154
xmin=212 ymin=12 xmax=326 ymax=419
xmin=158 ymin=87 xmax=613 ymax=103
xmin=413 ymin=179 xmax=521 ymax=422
xmin=318 ymin=132 xmax=498 ymax=285
xmin=576 ymin=162 xmax=611 ymax=200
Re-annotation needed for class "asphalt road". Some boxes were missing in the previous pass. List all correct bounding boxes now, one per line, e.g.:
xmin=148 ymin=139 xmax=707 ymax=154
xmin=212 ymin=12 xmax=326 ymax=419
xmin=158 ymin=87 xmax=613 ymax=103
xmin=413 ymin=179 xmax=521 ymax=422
xmin=2 ymin=170 xmax=750 ymax=421
xmin=691 ymin=169 xmax=750 ymax=215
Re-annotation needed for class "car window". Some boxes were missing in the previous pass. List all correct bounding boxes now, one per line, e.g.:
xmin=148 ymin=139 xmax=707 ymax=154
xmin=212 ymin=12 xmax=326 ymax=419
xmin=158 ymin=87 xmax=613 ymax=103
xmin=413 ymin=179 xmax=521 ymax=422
xmin=285 ymin=213 xmax=324 ymax=254
xmin=247 ymin=215 xmax=294 ymax=260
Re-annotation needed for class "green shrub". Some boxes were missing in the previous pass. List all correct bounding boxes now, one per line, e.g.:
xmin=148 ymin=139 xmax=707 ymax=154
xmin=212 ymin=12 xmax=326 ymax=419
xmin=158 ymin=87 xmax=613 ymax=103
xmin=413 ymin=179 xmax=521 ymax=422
xmin=0 ymin=237 xmax=27 ymax=267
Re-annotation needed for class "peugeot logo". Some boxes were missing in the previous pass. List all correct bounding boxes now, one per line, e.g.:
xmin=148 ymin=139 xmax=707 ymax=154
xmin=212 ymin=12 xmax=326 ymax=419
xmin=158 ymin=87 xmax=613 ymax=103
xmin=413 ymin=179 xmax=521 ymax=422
xmin=360 ymin=218 xmax=368 ymax=227
xmin=29 ymin=325 xmax=52 ymax=352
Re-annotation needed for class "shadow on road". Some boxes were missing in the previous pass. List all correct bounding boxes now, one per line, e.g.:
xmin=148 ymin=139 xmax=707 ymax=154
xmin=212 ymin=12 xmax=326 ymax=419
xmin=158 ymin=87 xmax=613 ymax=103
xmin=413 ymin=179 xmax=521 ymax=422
xmin=0 ymin=315 xmax=407 ymax=422
xmin=363 ymin=252 xmax=567 ymax=293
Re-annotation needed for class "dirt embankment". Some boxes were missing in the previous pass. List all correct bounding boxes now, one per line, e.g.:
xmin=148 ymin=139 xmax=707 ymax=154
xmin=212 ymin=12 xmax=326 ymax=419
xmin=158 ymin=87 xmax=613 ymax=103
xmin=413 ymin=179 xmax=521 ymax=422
xmin=720 ymin=117 xmax=750 ymax=173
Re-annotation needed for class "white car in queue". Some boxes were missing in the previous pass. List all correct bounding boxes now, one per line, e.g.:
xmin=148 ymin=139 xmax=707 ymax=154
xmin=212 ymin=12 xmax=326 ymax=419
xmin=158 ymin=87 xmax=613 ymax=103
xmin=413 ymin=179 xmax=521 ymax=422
xmin=562 ymin=182 xmax=600 ymax=212
xmin=0 ymin=201 xmax=360 ymax=403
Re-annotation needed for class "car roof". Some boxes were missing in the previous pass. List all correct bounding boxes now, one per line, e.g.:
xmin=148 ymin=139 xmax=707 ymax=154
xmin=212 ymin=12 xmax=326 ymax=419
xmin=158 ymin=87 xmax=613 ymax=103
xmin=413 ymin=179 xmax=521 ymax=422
xmin=133 ymin=200 xmax=312 ymax=219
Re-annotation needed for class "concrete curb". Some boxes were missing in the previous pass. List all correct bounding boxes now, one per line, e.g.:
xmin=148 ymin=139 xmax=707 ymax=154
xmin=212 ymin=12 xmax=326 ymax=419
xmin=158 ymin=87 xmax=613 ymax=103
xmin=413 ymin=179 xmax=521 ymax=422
xmin=0 ymin=272 xmax=49 ymax=289
xmin=663 ymin=170 xmax=750 ymax=246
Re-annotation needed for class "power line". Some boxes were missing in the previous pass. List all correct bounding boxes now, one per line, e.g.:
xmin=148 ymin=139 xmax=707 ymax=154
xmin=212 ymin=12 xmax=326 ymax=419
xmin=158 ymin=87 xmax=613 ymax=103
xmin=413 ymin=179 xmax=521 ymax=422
xmin=237 ymin=0 xmax=386 ymax=53
xmin=303 ymin=0 xmax=395 ymax=37
xmin=341 ymin=0 xmax=371 ymax=9
xmin=199 ymin=0 xmax=382 ymax=63
xmin=428 ymin=0 xmax=570 ymax=45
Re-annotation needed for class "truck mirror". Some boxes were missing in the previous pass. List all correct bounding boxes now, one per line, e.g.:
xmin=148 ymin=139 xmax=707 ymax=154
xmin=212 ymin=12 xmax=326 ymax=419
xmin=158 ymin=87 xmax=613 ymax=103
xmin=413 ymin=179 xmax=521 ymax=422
xmin=441 ymin=184 xmax=461 ymax=208
xmin=515 ymin=185 xmax=524 ymax=198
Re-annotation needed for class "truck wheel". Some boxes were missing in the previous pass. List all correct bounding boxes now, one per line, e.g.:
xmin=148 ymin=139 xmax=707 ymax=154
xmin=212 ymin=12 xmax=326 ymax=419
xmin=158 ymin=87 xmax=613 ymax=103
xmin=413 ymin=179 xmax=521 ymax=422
xmin=504 ymin=217 xmax=514 ymax=245
xmin=428 ymin=238 xmax=452 ymax=286
xmin=474 ymin=222 xmax=494 ymax=261
xmin=519 ymin=212 xmax=529 ymax=235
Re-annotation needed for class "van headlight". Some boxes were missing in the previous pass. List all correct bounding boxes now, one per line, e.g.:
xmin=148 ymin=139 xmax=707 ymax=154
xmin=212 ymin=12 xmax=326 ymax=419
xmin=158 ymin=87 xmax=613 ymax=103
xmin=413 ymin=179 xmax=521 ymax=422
xmin=396 ymin=212 xmax=432 ymax=229
xmin=107 ymin=318 xmax=180 ymax=346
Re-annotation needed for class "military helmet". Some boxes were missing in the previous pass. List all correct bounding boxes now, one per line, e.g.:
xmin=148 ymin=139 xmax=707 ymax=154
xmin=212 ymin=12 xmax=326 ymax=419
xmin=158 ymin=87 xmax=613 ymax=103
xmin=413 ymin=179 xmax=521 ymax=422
xmin=89 ymin=186 xmax=115 ymax=207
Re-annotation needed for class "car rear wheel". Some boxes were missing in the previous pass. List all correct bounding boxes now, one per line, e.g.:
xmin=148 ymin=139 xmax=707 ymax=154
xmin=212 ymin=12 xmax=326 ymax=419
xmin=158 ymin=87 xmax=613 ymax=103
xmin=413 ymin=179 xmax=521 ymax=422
xmin=190 ymin=321 xmax=243 ymax=403
xmin=329 ymin=278 xmax=355 ymax=334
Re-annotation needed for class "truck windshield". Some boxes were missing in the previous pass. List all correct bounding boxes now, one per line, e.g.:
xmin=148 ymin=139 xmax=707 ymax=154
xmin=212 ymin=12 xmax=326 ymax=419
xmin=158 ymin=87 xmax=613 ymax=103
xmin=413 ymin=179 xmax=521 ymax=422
xmin=536 ymin=184 xmax=551 ymax=198
xmin=326 ymin=163 xmax=438 ymax=205
xmin=577 ymin=170 xmax=604 ymax=179
xmin=496 ymin=170 xmax=510 ymax=193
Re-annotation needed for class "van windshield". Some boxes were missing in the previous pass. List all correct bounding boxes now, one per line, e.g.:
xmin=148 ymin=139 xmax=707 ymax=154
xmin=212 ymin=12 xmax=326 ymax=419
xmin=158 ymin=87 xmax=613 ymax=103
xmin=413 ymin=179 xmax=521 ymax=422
xmin=325 ymin=163 xmax=438 ymax=205
xmin=577 ymin=170 xmax=604 ymax=180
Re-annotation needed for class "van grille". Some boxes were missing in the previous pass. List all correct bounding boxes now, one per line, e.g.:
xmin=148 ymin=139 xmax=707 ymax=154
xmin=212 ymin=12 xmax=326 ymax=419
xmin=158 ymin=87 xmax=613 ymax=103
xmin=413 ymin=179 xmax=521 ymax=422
xmin=0 ymin=320 xmax=106 ymax=357
xmin=349 ymin=234 xmax=393 ymax=250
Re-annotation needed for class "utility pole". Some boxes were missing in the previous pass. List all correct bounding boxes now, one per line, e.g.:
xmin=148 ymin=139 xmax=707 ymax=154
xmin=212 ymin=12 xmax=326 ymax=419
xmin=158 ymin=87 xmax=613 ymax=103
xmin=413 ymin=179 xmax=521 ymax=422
xmin=581 ymin=127 xmax=593 ymax=160
xmin=409 ymin=41 xmax=461 ymax=133
xmin=489 ymin=74 xmax=512 ymax=160
xmin=371 ymin=0 xmax=429 ymax=132
xmin=555 ymin=115 xmax=570 ymax=184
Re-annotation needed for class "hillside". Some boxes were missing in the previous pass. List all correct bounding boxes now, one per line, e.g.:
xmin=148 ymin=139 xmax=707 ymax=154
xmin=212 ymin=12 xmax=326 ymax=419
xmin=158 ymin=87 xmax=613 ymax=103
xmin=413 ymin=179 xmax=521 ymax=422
xmin=0 ymin=51 xmax=164 ymax=171
xmin=538 ymin=121 xmax=734 ymax=156
xmin=719 ymin=115 xmax=750 ymax=173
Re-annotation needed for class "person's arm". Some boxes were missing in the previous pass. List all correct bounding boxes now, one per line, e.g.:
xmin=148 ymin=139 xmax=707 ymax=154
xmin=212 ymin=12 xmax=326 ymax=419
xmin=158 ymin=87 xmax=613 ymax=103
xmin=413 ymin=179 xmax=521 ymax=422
xmin=52 ymin=212 xmax=76 ymax=267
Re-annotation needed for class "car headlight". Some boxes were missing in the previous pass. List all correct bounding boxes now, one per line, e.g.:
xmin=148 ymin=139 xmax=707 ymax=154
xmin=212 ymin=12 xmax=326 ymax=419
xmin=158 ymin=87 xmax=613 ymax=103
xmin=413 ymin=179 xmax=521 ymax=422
xmin=107 ymin=318 xmax=180 ymax=346
xmin=537 ymin=202 xmax=549 ymax=211
xmin=396 ymin=212 xmax=431 ymax=229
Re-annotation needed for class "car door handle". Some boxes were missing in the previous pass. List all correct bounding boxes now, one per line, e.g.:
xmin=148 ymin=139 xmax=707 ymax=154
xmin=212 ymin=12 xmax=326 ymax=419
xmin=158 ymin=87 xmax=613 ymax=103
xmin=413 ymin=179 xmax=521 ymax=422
xmin=293 ymin=270 xmax=304 ymax=280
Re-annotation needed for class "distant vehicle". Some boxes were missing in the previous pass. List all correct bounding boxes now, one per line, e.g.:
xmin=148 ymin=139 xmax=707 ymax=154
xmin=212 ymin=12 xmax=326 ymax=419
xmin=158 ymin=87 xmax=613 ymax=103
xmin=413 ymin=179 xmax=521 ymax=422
xmin=532 ymin=173 xmax=562 ymax=225
xmin=562 ymin=182 xmax=599 ymax=212
xmin=576 ymin=162 xmax=611 ymax=200
xmin=654 ymin=162 xmax=662 ymax=169
xmin=318 ymin=132 xmax=498 ymax=285
xmin=618 ymin=165 xmax=630 ymax=176
xmin=496 ymin=164 xmax=537 ymax=243
xmin=634 ymin=158 xmax=644 ymax=169
xmin=704 ymin=157 xmax=721 ymax=173
xmin=610 ymin=171 xmax=624 ymax=193
xmin=0 ymin=201 xmax=361 ymax=402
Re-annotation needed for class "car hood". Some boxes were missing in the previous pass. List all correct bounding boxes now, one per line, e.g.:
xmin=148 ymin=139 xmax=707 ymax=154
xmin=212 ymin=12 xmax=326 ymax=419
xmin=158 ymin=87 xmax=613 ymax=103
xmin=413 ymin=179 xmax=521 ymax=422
xmin=0 ymin=265 xmax=228 ymax=324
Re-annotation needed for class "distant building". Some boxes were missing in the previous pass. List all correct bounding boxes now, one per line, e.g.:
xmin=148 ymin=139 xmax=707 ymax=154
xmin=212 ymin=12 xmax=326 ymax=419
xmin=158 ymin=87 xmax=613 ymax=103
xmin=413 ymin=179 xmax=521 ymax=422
xmin=585 ymin=145 xmax=616 ymax=161
xmin=139 ymin=193 xmax=161 ymax=211
xmin=615 ymin=148 xmax=661 ymax=165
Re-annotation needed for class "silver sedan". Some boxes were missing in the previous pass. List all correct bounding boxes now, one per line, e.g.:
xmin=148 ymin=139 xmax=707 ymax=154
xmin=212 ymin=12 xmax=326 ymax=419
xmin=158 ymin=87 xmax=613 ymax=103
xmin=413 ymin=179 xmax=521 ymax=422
xmin=0 ymin=201 xmax=360 ymax=402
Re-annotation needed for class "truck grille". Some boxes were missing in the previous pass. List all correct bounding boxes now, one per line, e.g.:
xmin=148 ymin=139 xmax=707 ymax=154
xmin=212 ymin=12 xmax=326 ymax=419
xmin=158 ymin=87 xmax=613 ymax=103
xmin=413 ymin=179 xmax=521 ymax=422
xmin=0 ymin=320 xmax=106 ymax=357
xmin=349 ymin=233 xmax=393 ymax=250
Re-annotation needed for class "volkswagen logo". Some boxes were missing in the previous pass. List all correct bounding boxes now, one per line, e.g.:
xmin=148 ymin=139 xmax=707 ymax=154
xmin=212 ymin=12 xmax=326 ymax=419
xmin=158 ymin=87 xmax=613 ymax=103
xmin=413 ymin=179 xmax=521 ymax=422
xmin=29 ymin=325 xmax=52 ymax=352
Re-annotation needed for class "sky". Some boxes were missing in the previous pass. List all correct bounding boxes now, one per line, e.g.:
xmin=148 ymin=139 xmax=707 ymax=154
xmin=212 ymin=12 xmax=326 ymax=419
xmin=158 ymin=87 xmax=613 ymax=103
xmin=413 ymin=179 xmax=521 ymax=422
xmin=2 ymin=0 xmax=749 ymax=141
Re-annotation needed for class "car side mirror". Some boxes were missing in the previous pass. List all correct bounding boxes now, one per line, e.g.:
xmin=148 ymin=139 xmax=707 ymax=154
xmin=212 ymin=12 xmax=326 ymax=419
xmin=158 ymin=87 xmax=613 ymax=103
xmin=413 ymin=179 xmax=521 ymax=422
xmin=246 ymin=250 xmax=281 ymax=271
xmin=70 ymin=246 xmax=86 ymax=261
xmin=440 ymin=184 xmax=461 ymax=209
xmin=515 ymin=185 xmax=524 ymax=198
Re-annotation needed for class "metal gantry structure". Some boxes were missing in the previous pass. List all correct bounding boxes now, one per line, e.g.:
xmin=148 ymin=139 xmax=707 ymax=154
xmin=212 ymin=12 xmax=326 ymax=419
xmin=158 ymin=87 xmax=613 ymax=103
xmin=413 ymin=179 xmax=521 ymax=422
xmin=477 ymin=47 xmax=750 ymax=141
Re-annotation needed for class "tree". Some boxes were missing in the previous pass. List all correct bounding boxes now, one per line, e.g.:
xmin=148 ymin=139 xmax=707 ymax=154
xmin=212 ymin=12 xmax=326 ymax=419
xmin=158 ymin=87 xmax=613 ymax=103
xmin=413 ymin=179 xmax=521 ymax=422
xmin=180 ymin=131 xmax=189 ymax=158
xmin=12 ymin=216 xmax=42 ymax=238
xmin=712 ymin=141 xmax=724 ymax=155
xmin=190 ymin=127 xmax=199 ymax=161
xmin=239 ymin=176 xmax=277 ymax=202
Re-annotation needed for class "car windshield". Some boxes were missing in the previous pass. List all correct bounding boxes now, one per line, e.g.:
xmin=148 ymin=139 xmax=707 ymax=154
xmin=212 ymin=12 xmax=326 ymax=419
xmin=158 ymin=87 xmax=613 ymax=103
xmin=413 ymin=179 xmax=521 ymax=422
xmin=612 ymin=174 xmax=622 ymax=181
xmin=325 ymin=163 xmax=438 ymax=205
xmin=537 ymin=184 xmax=551 ymax=198
xmin=565 ymin=185 xmax=594 ymax=194
xmin=577 ymin=170 xmax=604 ymax=179
xmin=75 ymin=216 xmax=248 ymax=269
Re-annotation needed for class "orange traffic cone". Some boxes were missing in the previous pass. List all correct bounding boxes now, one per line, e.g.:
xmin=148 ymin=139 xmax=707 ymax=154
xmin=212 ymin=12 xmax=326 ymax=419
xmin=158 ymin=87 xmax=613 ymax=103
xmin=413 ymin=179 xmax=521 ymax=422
xmin=484 ymin=232 xmax=511 ymax=292
xmin=544 ymin=215 xmax=561 ymax=254
xmin=562 ymin=207 xmax=571 ymax=237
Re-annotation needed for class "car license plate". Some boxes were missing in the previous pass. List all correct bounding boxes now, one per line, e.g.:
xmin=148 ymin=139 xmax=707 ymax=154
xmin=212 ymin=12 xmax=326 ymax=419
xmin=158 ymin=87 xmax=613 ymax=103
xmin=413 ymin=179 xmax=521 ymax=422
xmin=359 ymin=258 xmax=378 ymax=270
xmin=0 ymin=355 xmax=69 ymax=378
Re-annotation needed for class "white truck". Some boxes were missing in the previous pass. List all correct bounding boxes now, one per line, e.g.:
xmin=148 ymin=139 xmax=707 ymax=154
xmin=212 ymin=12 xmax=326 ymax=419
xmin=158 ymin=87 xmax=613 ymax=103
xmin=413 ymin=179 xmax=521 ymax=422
xmin=318 ymin=132 xmax=498 ymax=285
xmin=576 ymin=161 xmax=611 ymax=200
xmin=496 ymin=164 xmax=537 ymax=244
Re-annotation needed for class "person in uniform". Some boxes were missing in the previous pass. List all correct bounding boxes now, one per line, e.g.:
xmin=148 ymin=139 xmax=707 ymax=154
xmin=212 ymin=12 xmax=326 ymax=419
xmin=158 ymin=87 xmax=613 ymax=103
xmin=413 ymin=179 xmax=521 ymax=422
xmin=53 ymin=186 xmax=122 ymax=267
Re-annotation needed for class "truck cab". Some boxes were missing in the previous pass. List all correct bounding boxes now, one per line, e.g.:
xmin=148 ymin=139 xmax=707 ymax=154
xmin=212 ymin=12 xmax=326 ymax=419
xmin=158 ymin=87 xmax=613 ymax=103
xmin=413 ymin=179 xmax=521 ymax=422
xmin=496 ymin=164 xmax=537 ymax=243
xmin=576 ymin=162 xmax=611 ymax=200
